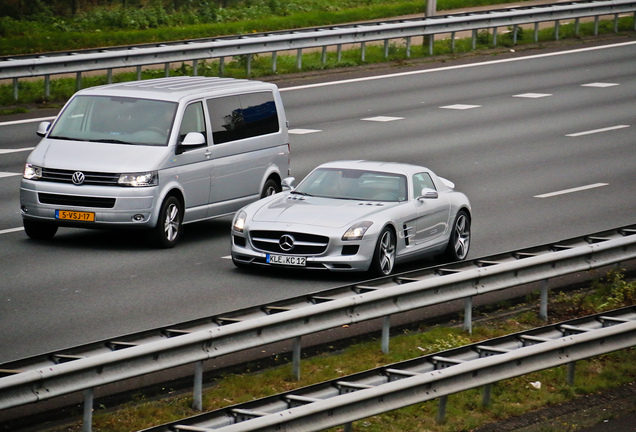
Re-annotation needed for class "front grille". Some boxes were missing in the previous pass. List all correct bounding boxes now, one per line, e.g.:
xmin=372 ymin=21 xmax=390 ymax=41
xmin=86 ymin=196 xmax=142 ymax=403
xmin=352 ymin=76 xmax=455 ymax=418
xmin=250 ymin=231 xmax=329 ymax=255
xmin=41 ymin=168 xmax=120 ymax=186
xmin=39 ymin=193 xmax=116 ymax=208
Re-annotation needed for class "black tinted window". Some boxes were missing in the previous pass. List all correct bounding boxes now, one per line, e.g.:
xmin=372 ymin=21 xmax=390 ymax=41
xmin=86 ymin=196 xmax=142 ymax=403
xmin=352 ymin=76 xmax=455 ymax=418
xmin=207 ymin=92 xmax=279 ymax=144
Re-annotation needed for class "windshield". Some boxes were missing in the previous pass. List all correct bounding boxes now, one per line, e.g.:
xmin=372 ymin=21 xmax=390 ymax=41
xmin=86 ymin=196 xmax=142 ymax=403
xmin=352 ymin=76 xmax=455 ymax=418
xmin=294 ymin=168 xmax=407 ymax=202
xmin=49 ymin=95 xmax=177 ymax=146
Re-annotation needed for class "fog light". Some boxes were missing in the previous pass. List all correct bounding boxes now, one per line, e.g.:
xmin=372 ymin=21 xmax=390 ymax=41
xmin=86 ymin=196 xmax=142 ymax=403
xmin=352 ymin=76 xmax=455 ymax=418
xmin=132 ymin=214 xmax=145 ymax=222
xmin=21 ymin=205 xmax=28 ymax=213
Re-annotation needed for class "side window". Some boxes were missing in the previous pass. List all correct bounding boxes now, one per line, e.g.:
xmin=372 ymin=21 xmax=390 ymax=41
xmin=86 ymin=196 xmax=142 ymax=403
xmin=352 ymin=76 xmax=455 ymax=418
xmin=206 ymin=91 xmax=279 ymax=144
xmin=413 ymin=172 xmax=436 ymax=198
xmin=179 ymin=102 xmax=206 ymax=143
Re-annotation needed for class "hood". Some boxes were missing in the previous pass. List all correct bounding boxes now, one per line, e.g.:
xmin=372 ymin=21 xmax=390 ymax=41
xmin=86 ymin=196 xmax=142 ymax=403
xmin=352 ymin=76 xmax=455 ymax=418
xmin=252 ymin=194 xmax=396 ymax=228
xmin=29 ymin=139 xmax=169 ymax=172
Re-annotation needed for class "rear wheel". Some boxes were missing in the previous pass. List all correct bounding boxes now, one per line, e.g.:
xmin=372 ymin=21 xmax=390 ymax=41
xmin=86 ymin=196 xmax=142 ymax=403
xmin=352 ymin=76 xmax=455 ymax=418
xmin=441 ymin=210 xmax=471 ymax=262
xmin=23 ymin=219 xmax=58 ymax=240
xmin=370 ymin=227 xmax=396 ymax=276
xmin=261 ymin=178 xmax=280 ymax=198
xmin=153 ymin=196 xmax=182 ymax=248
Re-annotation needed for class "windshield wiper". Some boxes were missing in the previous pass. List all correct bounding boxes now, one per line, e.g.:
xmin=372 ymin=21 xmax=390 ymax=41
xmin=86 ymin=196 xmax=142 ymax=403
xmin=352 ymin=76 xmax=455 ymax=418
xmin=291 ymin=190 xmax=313 ymax=197
xmin=88 ymin=138 xmax=133 ymax=145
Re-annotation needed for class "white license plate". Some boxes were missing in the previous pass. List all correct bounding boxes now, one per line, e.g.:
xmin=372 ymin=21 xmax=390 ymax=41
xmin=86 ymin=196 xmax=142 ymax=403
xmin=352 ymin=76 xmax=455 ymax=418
xmin=267 ymin=254 xmax=307 ymax=267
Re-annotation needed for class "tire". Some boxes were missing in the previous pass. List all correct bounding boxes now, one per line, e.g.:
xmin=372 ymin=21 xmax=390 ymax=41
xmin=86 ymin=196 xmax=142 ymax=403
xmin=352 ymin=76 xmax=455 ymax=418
xmin=23 ymin=219 xmax=58 ymax=240
xmin=260 ymin=178 xmax=280 ymax=198
xmin=442 ymin=210 xmax=471 ymax=262
xmin=370 ymin=227 xmax=396 ymax=277
xmin=153 ymin=196 xmax=183 ymax=248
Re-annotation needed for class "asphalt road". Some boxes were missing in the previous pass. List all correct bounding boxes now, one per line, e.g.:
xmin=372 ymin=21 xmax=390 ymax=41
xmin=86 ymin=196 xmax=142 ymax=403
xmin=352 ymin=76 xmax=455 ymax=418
xmin=0 ymin=38 xmax=635 ymax=365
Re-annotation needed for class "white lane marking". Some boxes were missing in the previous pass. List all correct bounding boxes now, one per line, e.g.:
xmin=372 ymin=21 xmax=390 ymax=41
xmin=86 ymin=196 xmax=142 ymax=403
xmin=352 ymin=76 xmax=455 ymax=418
xmin=582 ymin=82 xmax=619 ymax=88
xmin=534 ymin=183 xmax=609 ymax=198
xmin=0 ymin=227 xmax=24 ymax=235
xmin=0 ymin=147 xmax=34 ymax=154
xmin=280 ymin=41 xmax=636 ymax=92
xmin=0 ymin=116 xmax=56 ymax=126
xmin=513 ymin=93 xmax=552 ymax=98
xmin=221 ymin=255 xmax=232 ymax=259
xmin=289 ymin=128 xmax=322 ymax=134
xmin=0 ymin=172 xmax=21 ymax=178
xmin=440 ymin=104 xmax=481 ymax=110
xmin=361 ymin=116 xmax=404 ymax=122
xmin=566 ymin=125 xmax=630 ymax=137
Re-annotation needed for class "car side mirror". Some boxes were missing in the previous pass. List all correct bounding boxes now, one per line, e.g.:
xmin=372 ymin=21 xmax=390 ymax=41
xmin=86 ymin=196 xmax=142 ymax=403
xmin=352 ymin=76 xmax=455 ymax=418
xmin=418 ymin=188 xmax=438 ymax=200
xmin=181 ymin=132 xmax=206 ymax=147
xmin=282 ymin=177 xmax=296 ymax=190
xmin=36 ymin=121 xmax=51 ymax=137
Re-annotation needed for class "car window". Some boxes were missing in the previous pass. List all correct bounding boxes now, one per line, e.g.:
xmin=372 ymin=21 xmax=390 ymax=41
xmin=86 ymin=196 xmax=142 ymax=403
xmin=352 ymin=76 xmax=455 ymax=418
xmin=296 ymin=168 xmax=407 ymax=202
xmin=206 ymin=92 xmax=279 ymax=144
xmin=413 ymin=172 xmax=436 ymax=198
xmin=48 ymin=95 xmax=177 ymax=146
xmin=179 ymin=102 xmax=206 ymax=143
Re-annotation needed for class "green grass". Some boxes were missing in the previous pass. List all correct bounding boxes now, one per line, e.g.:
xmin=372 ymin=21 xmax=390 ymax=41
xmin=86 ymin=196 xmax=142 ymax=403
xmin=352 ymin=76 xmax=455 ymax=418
xmin=41 ymin=270 xmax=636 ymax=432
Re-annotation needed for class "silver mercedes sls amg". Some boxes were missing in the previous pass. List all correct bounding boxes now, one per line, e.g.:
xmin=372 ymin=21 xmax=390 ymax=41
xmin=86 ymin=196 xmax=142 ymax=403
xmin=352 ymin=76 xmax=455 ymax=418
xmin=231 ymin=160 xmax=471 ymax=276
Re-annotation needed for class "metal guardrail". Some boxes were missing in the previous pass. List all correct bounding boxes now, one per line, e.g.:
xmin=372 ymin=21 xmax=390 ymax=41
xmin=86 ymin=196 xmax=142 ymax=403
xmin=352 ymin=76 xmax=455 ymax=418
xmin=139 ymin=306 xmax=636 ymax=432
xmin=1 ymin=0 xmax=636 ymax=98
xmin=0 ymin=225 xmax=635 ymax=429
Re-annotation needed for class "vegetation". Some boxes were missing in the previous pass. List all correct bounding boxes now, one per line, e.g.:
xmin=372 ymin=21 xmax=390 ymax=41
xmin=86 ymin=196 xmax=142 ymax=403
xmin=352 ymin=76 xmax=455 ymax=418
xmin=40 ymin=270 xmax=636 ymax=432
xmin=1 ymin=0 xmax=634 ymax=109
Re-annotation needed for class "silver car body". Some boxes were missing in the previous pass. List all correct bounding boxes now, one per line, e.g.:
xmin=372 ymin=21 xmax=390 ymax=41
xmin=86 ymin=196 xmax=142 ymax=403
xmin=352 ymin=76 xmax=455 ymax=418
xmin=231 ymin=160 xmax=471 ymax=274
xmin=20 ymin=76 xmax=290 ymax=246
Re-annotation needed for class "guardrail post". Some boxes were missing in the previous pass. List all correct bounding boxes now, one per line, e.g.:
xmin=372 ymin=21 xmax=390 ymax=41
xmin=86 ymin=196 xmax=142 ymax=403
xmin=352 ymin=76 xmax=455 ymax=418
xmin=567 ymin=362 xmax=576 ymax=386
xmin=450 ymin=31 xmax=456 ymax=52
xmin=539 ymin=279 xmax=549 ymax=321
xmin=575 ymin=18 xmax=581 ymax=36
xmin=296 ymin=49 xmax=302 ymax=70
xmin=136 ymin=66 xmax=142 ymax=81
xmin=513 ymin=25 xmax=518 ymax=45
xmin=219 ymin=58 xmax=225 ymax=76
xmin=292 ymin=336 xmax=302 ymax=380
xmin=463 ymin=297 xmax=473 ymax=334
xmin=382 ymin=315 xmax=391 ymax=354
xmin=76 ymin=72 xmax=82 ymax=91
xmin=406 ymin=37 xmax=412 ymax=57
xmin=361 ymin=42 xmax=366 ymax=62
xmin=272 ymin=52 xmax=277 ymax=73
xmin=493 ymin=27 xmax=498 ymax=47
xmin=192 ymin=60 xmax=198 ymax=76
xmin=384 ymin=39 xmax=389 ymax=58
xmin=436 ymin=395 xmax=447 ymax=423
xmin=12 ymin=78 xmax=18 ymax=101
xmin=322 ymin=46 xmax=328 ymax=65
xmin=594 ymin=16 xmax=600 ymax=35
xmin=482 ymin=384 xmax=492 ymax=407
xmin=83 ymin=388 xmax=94 ymax=432
xmin=343 ymin=422 xmax=353 ymax=432
xmin=193 ymin=361 xmax=203 ymax=411
xmin=555 ymin=20 xmax=560 ymax=41
xmin=471 ymin=30 xmax=477 ymax=50
xmin=427 ymin=35 xmax=434 ymax=55
xmin=246 ymin=54 xmax=252 ymax=76
xmin=534 ymin=22 xmax=539 ymax=43
xmin=614 ymin=14 xmax=619 ymax=32
xmin=337 ymin=45 xmax=342 ymax=62
xmin=164 ymin=63 xmax=170 ymax=77
xmin=107 ymin=69 xmax=113 ymax=84
xmin=44 ymin=75 xmax=50 ymax=99
xmin=633 ymin=12 xmax=636 ymax=30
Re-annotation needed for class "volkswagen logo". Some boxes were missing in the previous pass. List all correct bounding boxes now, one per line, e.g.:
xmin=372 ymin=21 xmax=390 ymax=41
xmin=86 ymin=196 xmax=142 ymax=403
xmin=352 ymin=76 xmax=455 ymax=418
xmin=71 ymin=171 xmax=86 ymax=185
xmin=279 ymin=234 xmax=295 ymax=252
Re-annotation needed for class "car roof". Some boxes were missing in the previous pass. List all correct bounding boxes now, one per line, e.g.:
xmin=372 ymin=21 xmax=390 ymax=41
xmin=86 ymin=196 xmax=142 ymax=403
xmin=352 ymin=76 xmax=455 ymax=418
xmin=73 ymin=76 xmax=277 ymax=102
xmin=316 ymin=160 xmax=433 ymax=177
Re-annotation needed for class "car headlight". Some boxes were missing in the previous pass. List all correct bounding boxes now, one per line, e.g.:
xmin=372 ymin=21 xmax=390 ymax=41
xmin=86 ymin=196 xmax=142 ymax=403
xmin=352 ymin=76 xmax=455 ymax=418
xmin=23 ymin=164 xmax=42 ymax=180
xmin=118 ymin=171 xmax=157 ymax=187
xmin=342 ymin=221 xmax=373 ymax=241
xmin=233 ymin=210 xmax=247 ymax=233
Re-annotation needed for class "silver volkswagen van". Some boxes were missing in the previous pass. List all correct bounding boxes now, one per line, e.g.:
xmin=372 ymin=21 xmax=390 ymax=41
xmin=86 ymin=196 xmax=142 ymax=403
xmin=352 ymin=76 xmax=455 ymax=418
xmin=20 ymin=76 xmax=290 ymax=247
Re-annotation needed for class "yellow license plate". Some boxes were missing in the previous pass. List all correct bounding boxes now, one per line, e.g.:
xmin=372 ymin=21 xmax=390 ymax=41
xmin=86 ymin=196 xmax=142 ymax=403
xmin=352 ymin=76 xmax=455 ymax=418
xmin=55 ymin=210 xmax=95 ymax=222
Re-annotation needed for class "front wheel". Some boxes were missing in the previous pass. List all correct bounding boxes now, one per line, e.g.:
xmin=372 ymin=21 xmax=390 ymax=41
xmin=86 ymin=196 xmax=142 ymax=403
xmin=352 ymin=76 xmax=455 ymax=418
xmin=153 ymin=196 xmax=183 ymax=248
xmin=441 ymin=210 xmax=471 ymax=262
xmin=23 ymin=219 xmax=58 ymax=240
xmin=370 ymin=227 xmax=396 ymax=277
